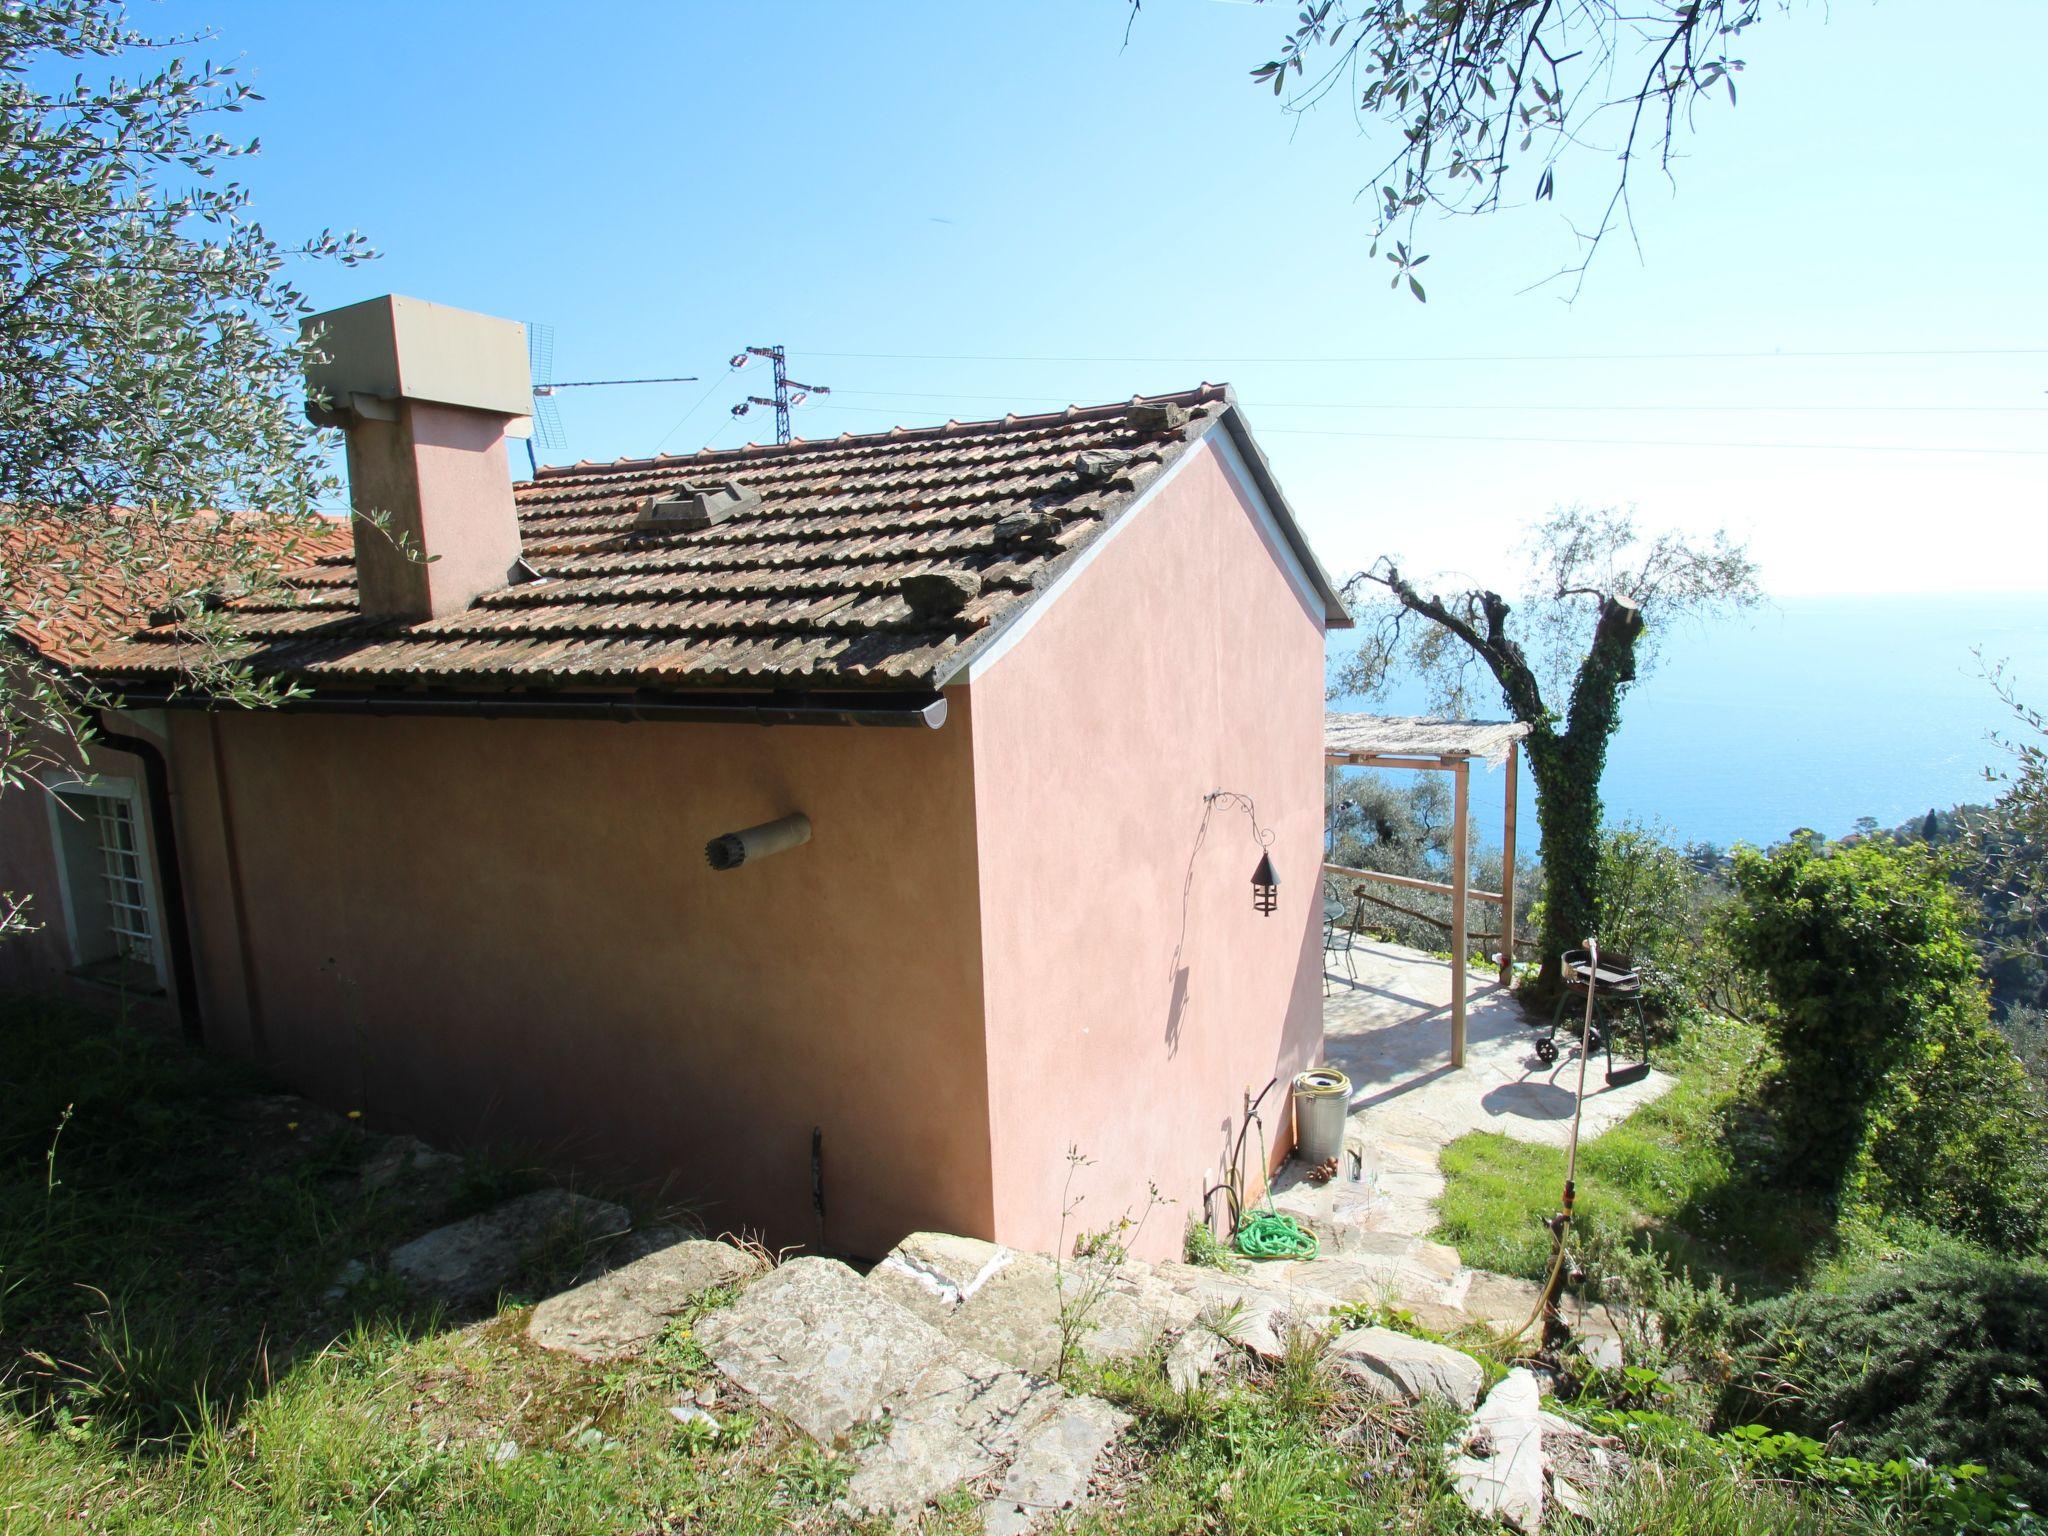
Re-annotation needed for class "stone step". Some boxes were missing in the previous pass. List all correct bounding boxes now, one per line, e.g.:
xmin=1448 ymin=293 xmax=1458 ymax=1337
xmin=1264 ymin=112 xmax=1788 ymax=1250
xmin=527 ymin=1238 xmax=766 ymax=1362
xmin=1330 ymin=1325 xmax=1485 ymax=1411
xmin=387 ymin=1189 xmax=631 ymax=1307
xmin=869 ymin=1232 xmax=1198 ymax=1377
xmin=697 ymin=1254 xmax=1129 ymax=1527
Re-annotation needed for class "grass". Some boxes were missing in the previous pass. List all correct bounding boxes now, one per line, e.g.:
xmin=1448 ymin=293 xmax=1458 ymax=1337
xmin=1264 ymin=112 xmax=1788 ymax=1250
xmin=1433 ymin=1014 xmax=1839 ymax=1295
xmin=0 ymin=998 xmax=1998 ymax=1534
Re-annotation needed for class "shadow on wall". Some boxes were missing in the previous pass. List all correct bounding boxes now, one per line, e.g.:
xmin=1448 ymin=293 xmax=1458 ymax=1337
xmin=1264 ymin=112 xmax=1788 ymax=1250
xmin=1163 ymin=788 xmax=1278 ymax=1059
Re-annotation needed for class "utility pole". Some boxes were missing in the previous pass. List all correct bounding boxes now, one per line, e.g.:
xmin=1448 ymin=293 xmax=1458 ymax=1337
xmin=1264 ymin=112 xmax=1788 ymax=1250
xmin=729 ymin=345 xmax=830 ymax=445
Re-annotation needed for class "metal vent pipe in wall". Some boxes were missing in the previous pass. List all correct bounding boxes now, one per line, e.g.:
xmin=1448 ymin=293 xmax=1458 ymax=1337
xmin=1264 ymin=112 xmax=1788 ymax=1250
xmin=705 ymin=812 xmax=812 ymax=871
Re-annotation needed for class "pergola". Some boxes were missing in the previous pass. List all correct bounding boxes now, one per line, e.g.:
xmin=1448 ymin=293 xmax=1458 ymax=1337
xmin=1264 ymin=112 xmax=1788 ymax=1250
xmin=1323 ymin=713 xmax=1533 ymax=1068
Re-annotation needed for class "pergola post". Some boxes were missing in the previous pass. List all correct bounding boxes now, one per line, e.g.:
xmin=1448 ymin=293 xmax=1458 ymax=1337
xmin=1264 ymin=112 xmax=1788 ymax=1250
xmin=1498 ymin=740 xmax=1519 ymax=989
xmin=1450 ymin=756 xmax=1469 ymax=1069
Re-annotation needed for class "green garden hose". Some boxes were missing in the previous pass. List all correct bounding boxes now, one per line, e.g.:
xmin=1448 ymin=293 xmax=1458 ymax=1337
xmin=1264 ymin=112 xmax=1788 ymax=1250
xmin=1231 ymin=1106 xmax=1320 ymax=1260
xmin=1234 ymin=1208 xmax=1319 ymax=1260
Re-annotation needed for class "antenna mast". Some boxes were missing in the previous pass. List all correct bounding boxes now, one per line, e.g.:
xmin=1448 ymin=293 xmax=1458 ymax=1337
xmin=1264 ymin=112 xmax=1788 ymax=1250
xmin=729 ymin=345 xmax=831 ymax=445
xmin=521 ymin=321 xmax=698 ymax=474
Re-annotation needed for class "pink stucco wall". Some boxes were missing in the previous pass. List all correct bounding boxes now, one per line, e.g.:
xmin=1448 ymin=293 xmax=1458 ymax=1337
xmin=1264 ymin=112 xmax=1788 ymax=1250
xmin=163 ymin=701 xmax=995 ymax=1258
xmin=2 ymin=429 xmax=1332 ymax=1267
xmin=966 ymin=438 xmax=1327 ymax=1261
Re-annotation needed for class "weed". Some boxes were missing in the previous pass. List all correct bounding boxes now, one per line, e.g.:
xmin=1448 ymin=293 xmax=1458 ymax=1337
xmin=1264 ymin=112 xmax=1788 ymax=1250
xmin=1183 ymin=1216 xmax=1243 ymax=1272
xmin=1053 ymin=1145 xmax=1170 ymax=1383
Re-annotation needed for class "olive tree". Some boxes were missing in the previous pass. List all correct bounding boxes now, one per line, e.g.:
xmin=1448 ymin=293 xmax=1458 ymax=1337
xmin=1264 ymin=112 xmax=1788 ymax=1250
xmin=1335 ymin=505 xmax=1760 ymax=995
xmin=1132 ymin=0 xmax=1784 ymax=295
xmin=0 ymin=1 xmax=369 ymax=940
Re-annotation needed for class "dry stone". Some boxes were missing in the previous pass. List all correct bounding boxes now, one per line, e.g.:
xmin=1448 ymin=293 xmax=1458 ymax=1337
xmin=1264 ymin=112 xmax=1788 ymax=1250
xmin=842 ymin=1352 xmax=1063 ymax=1517
xmin=1165 ymin=1328 xmax=1231 ymax=1391
xmin=1451 ymin=1368 xmax=1546 ymax=1531
xmin=1072 ymin=447 xmax=1133 ymax=483
xmin=696 ymin=1256 xmax=954 ymax=1444
xmin=359 ymin=1133 xmax=461 ymax=1194
xmin=866 ymin=1231 xmax=1014 ymax=1327
xmin=1329 ymin=1326 xmax=1485 ymax=1410
xmin=387 ymin=1189 xmax=630 ymax=1306
xmin=1151 ymin=1262 xmax=1334 ymax=1360
xmin=527 ymin=1239 xmax=765 ymax=1362
xmin=870 ymin=1238 xmax=1194 ymax=1375
xmin=1540 ymin=1409 xmax=1626 ymax=1521
xmin=984 ymin=1395 xmax=1130 ymax=1536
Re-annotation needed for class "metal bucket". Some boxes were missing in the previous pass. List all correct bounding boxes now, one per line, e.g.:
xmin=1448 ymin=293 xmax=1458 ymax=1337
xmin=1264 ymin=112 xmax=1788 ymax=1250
xmin=1292 ymin=1068 xmax=1352 ymax=1166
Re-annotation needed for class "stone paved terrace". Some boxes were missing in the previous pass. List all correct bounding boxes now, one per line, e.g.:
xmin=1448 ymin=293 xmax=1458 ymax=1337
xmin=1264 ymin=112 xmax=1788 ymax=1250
xmin=1276 ymin=940 xmax=1677 ymax=1241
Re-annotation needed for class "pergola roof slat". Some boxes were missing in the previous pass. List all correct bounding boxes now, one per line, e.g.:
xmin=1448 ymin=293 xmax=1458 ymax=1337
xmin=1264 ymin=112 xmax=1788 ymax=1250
xmin=1324 ymin=713 xmax=1531 ymax=765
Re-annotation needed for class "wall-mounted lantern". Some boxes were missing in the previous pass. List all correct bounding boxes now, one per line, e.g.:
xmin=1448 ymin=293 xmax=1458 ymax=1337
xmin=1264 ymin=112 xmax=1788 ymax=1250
xmin=1203 ymin=788 xmax=1280 ymax=918
xmin=1251 ymin=850 xmax=1279 ymax=916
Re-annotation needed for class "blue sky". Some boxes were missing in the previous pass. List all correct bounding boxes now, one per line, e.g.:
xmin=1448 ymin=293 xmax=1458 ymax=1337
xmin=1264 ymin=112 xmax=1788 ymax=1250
xmin=162 ymin=0 xmax=2045 ymax=595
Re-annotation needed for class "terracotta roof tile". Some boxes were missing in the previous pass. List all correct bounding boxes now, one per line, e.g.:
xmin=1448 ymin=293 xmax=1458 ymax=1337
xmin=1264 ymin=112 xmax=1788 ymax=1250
xmin=71 ymin=387 xmax=1248 ymax=694
xmin=2 ymin=512 xmax=353 ymax=671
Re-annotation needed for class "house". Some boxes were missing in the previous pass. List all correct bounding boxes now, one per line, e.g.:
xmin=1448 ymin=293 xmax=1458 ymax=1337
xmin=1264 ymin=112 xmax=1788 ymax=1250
xmin=0 ymin=295 xmax=1351 ymax=1260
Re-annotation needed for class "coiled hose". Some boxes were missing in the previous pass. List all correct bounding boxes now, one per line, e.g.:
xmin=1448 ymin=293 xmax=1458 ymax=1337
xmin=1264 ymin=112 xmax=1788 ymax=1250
xmin=1232 ymin=1103 xmax=1320 ymax=1260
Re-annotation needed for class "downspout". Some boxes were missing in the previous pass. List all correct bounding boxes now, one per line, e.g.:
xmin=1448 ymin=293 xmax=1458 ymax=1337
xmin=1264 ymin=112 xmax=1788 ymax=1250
xmin=92 ymin=712 xmax=201 ymax=1041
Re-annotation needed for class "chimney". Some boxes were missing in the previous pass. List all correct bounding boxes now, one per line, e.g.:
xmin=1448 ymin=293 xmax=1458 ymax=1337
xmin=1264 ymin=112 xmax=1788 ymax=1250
xmin=303 ymin=295 xmax=532 ymax=622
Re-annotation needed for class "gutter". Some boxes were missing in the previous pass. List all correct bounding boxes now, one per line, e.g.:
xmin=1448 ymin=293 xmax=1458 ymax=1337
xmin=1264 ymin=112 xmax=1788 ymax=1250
xmin=107 ymin=686 xmax=949 ymax=730
xmin=91 ymin=712 xmax=202 ymax=1041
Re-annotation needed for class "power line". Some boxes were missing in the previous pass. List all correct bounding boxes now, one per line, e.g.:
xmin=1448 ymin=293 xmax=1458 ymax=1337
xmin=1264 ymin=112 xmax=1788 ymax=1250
xmin=827 ymin=387 xmax=2048 ymax=415
xmin=803 ymin=344 xmax=2048 ymax=365
xmin=811 ymin=401 xmax=2048 ymax=457
xmin=654 ymin=364 xmax=744 ymax=454
xmin=1252 ymin=425 xmax=2048 ymax=457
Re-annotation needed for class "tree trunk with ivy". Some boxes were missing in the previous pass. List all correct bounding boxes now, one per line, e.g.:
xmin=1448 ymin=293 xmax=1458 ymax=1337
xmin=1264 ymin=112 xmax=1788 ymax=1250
xmin=1361 ymin=555 xmax=1653 ymax=1002
xmin=1520 ymin=596 xmax=1646 ymax=997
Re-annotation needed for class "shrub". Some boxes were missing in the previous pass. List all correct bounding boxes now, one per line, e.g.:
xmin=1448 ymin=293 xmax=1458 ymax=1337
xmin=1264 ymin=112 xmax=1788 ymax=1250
xmin=1724 ymin=839 xmax=2047 ymax=1246
xmin=1722 ymin=1252 xmax=2048 ymax=1508
xmin=1593 ymin=821 xmax=1734 ymax=1021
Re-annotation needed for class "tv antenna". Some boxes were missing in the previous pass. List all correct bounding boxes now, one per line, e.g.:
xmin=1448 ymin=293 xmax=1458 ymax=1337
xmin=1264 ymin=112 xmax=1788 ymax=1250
xmin=729 ymin=345 xmax=830 ymax=445
xmin=521 ymin=322 xmax=699 ymax=474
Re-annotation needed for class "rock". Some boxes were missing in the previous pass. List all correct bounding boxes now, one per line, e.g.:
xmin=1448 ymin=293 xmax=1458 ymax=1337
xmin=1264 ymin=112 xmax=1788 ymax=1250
xmin=1329 ymin=1326 xmax=1484 ymax=1410
xmin=900 ymin=570 xmax=981 ymax=620
xmin=983 ymin=1395 xmax=1130 ymax=1536
xmin=1151 ymin=1263 xmax=1332 ymax=1361
xmin=491 ymin=1439 xmax=520 ymax=1464
xmin=1072 ymin=447 xmax=1133 ymax=483
xmin=842 ymin=1353 xmax=1062 ymax=1517
xmin=359 ymin=1133 xmax=462 ymax=1194
xmin=1127 ymin=401 xmax=1189 ymax=433
xmin=696 ymin=1257 xmax=955 ymax=1444
xmin=324 ymin=1258 xmax=368 ymax=1302
xmin=874 ymin=1243 xmax=1193 ymax=1376
xmin=1165 ymin=1328 xmax=1231 ymax=1391
xmin=527 ymin=1239 xmax=765 ymax=1362
xmin=599 ymin=1223 xmax=695 ymax=1269
xmin=1451 ymin=1368 xmax=1546 ymax=1531
xmin=668 ymin=1405 xmax=720 ymax=1432
xmin=991 ymin=511 xmax=1062 ymax=553
xmin=387 ymin=1189 xmax=630 ymax=1306
xmin=866 ymin=1231 xmax=1014 ymax=1326
xmin=1459 ymin=1270 xmax=1634 ymax=1367
xmin=1265 ymin=1244 xmax=1465 ymax=1313
xmin=1540 ymin=1410 xmax=1624 ymax=1521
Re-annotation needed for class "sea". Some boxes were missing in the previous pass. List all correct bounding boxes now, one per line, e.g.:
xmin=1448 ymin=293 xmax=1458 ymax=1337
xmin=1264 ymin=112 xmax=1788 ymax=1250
xmin=1325 ymin=593 xmax=2048 ymax=852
